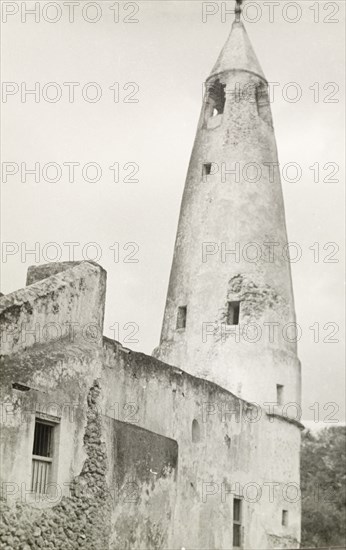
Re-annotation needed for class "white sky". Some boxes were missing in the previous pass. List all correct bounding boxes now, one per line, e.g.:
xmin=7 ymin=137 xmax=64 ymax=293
xmin=1 ymin=0 xmax=345 ymax=422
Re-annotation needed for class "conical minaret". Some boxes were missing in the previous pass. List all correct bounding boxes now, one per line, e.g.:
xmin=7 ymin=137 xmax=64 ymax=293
xmin=155 ymin=1 xmax=301 ymax=412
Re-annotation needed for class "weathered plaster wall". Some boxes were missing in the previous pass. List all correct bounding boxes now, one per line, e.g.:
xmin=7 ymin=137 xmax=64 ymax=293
xmin=103 ymin=338 xmax=301 ymax=549
xmin=156 ymin=25 xmax=301 ymax=413
xmin=0 ymin=373 xmax=112 ymax=550
xmin=104 ymin=419 xmax=178 ymax=549
xmin=0 ymin=338 xmax=102 ymax=503
xmin=0 ymin=344 xmax=178 ymax=550
xmin=0 ymin=266 xmax=179 ymax=550
xmin=26 ymin=262 xmax=87 ymax=286
xmin=0 ymin=264 xmax=301 ymax=549
xmin=0 ymin=261 xmax=106 ymax=356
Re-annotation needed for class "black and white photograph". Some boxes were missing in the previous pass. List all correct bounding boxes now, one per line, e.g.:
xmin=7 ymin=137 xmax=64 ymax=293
xmin=0 ymin=0 xmax=345 ymax=548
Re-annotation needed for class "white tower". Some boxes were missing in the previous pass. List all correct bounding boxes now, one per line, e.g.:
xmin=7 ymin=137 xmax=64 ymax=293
xmin=155 ymin=3 xmax=301 ymax=414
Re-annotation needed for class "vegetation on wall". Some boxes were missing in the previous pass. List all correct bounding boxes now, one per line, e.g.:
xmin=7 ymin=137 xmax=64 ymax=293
xmin=301 ymin=425 xmax=346 ymax=547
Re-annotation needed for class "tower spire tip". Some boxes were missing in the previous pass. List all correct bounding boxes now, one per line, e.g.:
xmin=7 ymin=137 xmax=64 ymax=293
xmin=235 ymin=0 xmax=243 ymax=22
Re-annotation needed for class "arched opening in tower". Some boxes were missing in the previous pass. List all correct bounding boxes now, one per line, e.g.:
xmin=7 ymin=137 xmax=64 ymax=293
xmin=204 ymin=79 xmax=226 ymax=120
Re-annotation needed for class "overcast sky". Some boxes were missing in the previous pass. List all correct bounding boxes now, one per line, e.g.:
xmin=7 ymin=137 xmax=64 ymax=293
xmin=1 ymin=0 xmax=345 ymax=422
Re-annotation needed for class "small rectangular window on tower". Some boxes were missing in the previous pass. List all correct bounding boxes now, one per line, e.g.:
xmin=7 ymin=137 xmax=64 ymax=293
xmin=202 ymin=163 xmax=212 ymax=177
xmin=276 ymin=384 xmax=284 ymax=406
xmin=176 ymin=306 xmax=187 ymax=330
xmin=227 ymin=301 xmax=240 ymax=325
xmin=233 ymin=497 xmax=242 ymax=547
xmin=282 ymin=510 xmax=288 ymax=526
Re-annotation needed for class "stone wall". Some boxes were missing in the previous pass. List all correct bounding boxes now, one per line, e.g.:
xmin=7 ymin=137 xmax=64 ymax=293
xmin=102 ymin=338 xmax=301 ymax=549
xmin=0 ymin=263 xmax=301 ymax=549
xmin=0 ymin=380 xmax=112 ymax=550
xmin=0 ymin=265 xmax=179 ymax=550
xmin=0 ymin=352 xmax=178 ymax=550
xmin=0 ymin=261 xmax=106 ymax=356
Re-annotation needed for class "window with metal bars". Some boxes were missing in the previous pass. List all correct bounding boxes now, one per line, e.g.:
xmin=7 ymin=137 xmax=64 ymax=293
xmin=33 ymin=421 xmax=53 ymax=457
xmin=233 ymin=497 xmax=242 ymax=547
xmin=31 ymin=420 xmax=54 ymax=495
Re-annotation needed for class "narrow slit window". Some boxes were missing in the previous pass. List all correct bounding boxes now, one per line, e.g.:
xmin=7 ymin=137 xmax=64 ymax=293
xmin=233 ymin=497 xmax=242 ymax=547
xmin=276 ymin=384 xmax=284 ymax=406
xmin=176 ymin=306 xmax=187 ymax=330
xmin=31 ymin=420 xmax=54 ymax=495
xmin=282 ymin=510 xmax=288 ymax=526
xmin=202 ymin=163 xmax=212 ymax=177
xmin=192 ymin=419 xmax=201 ymax=443
xmin=227 ymin=301 xmax=240 ymax=325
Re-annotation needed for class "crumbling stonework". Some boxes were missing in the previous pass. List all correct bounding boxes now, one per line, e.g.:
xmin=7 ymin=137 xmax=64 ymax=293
xmin=0 ymin=262 xmax=301 ymax=548
xmin=267 ymin=534 xmax=300 ymax=548
xmin=223 ymin=274 xmax=287 ymax=325
xmin=0 ymin=380 xmax=112 ymax=550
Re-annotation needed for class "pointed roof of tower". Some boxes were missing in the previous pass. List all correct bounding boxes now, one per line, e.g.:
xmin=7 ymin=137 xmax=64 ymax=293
xmin=209 ymin=19 xmax=266 ymax=81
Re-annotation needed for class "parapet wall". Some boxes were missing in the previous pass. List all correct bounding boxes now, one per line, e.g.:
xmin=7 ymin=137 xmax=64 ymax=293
xmin=26 ymin=262 xmax=85 ymax=286
xmin=0 ymin=262 xmax=106 ymax=356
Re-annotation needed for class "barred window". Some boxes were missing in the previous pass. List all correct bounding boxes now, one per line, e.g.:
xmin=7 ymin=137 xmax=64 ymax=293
xmin=31 ymin=420 xmax=55 ymax=495
xmin=233 ymin=497 xmax=242 ymax=547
